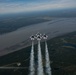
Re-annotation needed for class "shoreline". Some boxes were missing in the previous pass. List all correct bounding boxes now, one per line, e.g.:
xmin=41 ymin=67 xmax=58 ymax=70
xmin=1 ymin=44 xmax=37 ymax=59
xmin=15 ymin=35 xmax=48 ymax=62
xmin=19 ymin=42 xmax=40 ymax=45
xmin=0 ymin=31 xmax=76 ymax=57
xmin=0 ymin=18 xmax=76 ymax=56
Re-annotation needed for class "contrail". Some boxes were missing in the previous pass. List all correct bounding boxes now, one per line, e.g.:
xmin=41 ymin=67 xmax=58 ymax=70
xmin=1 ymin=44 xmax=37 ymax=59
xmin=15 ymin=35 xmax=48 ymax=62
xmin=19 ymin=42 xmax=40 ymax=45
xmin=37 ymin=40 xmax=44 ymax=75
xmin=29 ymin=41 xmax=35 ymax=75
xmin=45 ymin=41 xmax=52 ymax=75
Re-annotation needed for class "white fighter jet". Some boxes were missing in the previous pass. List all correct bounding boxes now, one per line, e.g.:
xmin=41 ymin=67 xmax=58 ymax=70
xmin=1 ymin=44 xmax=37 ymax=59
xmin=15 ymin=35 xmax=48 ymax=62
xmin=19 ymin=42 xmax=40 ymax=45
xmin=30 ymin=35 xmax=35 ymax=40
xmin=36 ymin=32 xmax=42 ymax=37
xmin=36 ymin=35 xmax=42 ymax=40
xmin=35 ymin=32 xmax=42 ymax=40
xmin=42 ymin=34 xmax=48 ymax=40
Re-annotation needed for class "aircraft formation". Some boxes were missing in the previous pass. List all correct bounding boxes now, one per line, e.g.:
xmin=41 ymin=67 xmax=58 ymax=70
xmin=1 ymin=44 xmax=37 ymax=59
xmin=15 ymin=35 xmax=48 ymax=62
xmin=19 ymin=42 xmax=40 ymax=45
xmin=30 ymin=32 xmax=48 ymax=41
xmin=29 ymin=32 xmax=52 ymax=75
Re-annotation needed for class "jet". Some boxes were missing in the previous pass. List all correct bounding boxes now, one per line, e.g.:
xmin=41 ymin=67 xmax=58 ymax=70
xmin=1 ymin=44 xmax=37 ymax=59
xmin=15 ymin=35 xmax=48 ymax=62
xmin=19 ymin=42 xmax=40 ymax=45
xmin=35 ymin=32 xmax=42 ymax=40
xmin=30 ymin=35 xmax=35 ymax=40
xmin=43 ymin=34 xmax=48 ymax=40
xmin=37 ymin=35 xmax=42 ymax=40
xmin=36 ymin=32 xmax=42 ymax=37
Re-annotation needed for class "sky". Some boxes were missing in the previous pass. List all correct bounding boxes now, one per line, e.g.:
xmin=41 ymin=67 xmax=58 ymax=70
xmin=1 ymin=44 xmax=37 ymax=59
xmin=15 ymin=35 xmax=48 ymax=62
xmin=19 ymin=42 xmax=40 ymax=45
xmin=0 ymin=0 xmax=76 ymax=14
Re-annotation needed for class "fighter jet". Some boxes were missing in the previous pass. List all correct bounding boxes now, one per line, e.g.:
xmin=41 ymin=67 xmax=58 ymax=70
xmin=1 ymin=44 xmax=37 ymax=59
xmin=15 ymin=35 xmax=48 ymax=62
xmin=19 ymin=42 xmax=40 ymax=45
xmin=30 ymin=35 xmax=35 ymax=40
xmin=35 ymin=32 xmax=42 ymax=40
xmin=36 ymin=32 xmax=42 ymax=37
xmin=43 ymin=34 xmax=48 ymax=40
xmin=36 ymin=35 xmax=42 ymax=40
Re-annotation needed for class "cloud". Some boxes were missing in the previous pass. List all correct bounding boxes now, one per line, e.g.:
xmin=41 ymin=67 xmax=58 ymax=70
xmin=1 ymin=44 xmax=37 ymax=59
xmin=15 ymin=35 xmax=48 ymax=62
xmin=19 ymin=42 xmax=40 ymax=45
xmin=0 ymin=0 xmax=76 ymax=14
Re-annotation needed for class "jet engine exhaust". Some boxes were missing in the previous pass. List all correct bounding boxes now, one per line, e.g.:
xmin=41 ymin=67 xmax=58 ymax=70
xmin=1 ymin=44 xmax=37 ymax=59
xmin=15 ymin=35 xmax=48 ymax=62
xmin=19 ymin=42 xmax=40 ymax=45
xmin=45 ymin=41 xmax=52 ymax=75
xmin=29 ymin=41 xmax=35 ymax=75
xmin=37 ymin=40 xmax=44 ymax=75
xmin=29 ymin=33 xmax=52 ymax=75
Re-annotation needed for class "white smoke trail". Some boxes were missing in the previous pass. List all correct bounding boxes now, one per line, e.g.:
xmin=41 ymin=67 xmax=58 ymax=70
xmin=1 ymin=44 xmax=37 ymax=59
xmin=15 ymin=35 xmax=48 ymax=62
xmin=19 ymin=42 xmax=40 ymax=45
xmin=37 ymin=40 xmax=44 ymax=75
xmin=29 ymin=41 xmax=35 ymax=75
xmin=45 ymin=41 xmax=52 ymax=75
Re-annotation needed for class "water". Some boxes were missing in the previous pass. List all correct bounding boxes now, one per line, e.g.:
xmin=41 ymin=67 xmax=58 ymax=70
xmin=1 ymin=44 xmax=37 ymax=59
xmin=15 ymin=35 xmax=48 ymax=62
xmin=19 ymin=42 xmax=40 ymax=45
xmin=45 ymin=41 xmax=52 ymax=75
xmin=0 ymin=18 xmax=76 ymax=56
xmin=37 ymin=40 xmax=44 ymax=75
xmin=29 ymin=41 xmax=35 ymax=75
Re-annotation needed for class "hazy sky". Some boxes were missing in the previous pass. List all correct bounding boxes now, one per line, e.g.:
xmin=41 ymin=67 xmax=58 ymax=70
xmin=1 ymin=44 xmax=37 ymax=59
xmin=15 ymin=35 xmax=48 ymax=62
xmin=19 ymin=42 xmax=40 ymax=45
xmin=0 ymin=0 xmax=76 ymax=14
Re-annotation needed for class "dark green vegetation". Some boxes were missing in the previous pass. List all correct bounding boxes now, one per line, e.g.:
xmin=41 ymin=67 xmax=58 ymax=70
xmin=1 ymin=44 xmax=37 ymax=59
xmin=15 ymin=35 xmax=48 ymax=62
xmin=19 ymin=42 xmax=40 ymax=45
xmin=47 ymin=31 xmax=76 ymax=75
xmin=0 ymin=31 xmax=76 ymax=75
xmin=0 ymin=16 xmax=51 ymax=35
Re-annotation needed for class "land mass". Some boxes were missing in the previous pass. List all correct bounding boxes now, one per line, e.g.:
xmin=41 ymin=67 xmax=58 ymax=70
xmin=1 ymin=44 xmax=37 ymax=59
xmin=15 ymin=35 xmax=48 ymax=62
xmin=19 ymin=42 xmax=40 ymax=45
xmin=0 ymin=16 xmax=51 ymax=35
xmin=0 ymin=31 xmax=76 ymax=75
